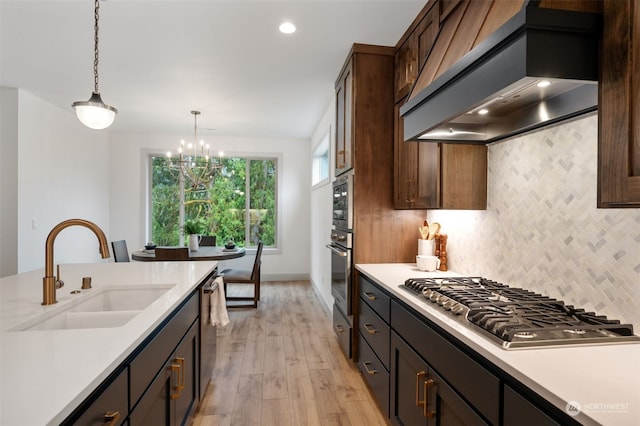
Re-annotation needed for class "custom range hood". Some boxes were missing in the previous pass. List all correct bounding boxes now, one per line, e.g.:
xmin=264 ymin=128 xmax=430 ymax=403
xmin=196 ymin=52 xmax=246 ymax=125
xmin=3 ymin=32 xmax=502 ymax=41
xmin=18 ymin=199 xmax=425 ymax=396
xmin=401 ymin=3 xmax=600 ymax=144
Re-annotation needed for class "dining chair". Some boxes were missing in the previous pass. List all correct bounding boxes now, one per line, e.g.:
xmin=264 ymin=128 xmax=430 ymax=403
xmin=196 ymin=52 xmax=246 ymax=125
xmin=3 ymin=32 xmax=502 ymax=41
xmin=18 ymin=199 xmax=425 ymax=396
xmin=111 ymin=240 xmax=130 ymax=262
xmin=155 ymin=247 xmax=190 ymax=261
xmin=221 ymin=241 xmax=263 ymax=308
xmin=199 ymin=235 xmax=216 ymax=246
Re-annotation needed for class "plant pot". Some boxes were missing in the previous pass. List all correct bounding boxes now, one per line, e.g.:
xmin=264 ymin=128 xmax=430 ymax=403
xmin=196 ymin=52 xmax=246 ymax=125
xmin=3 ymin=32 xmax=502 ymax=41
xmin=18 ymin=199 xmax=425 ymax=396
xmin=188 ymin=234 xmax=201 ymax=252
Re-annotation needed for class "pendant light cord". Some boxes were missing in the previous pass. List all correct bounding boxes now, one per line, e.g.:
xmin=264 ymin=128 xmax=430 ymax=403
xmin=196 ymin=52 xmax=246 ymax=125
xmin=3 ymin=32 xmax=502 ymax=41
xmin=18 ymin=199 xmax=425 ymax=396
xmin=93 ymin=0 xmax=100 ymax=94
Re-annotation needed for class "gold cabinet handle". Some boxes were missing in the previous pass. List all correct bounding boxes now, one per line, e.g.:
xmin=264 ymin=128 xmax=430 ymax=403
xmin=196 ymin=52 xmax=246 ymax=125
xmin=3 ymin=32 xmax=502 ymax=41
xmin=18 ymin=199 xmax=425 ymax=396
xmin=170 ymin=363 xmax=181 ymax=400
xmin=362 ymin=361 xmax=378 ymax=375
xmin=363 ymin=323 xmax=378 ymax=335
xmin=363 ymin=292 xmax=377 ymax=301
xmin=415 ymin=370 xmax=426 ymax=408
xmin=103 ymin=410 xmax=120 ymax=425
xmin=423 ymin=378 xmax=435 ymax=418
xmin=175 ymin=357 xmax=185 ymax=391
xmin=335 ymin=324 xmax=344 ymax=333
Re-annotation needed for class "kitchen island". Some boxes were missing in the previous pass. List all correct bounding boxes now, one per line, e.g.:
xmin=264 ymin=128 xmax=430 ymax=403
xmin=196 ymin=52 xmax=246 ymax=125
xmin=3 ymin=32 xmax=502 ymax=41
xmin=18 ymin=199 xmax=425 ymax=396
xmin=0 ymin=260 xmax=217 ymax=425
xmin=356 ymin=263 xmax=640 ymax=426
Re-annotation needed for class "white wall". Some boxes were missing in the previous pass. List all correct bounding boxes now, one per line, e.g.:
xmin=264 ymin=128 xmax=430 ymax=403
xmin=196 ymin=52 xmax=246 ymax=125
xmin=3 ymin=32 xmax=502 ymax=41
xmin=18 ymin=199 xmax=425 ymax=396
xmin=0 ymin=88 xmax=110 ymax=275
xmin=108 ymin=131 xmax=311 ymax=279
xmin=1 ymin=88 xmax=19 ymax=276
xmin=309 ymin=97 xmax=335 ymax=310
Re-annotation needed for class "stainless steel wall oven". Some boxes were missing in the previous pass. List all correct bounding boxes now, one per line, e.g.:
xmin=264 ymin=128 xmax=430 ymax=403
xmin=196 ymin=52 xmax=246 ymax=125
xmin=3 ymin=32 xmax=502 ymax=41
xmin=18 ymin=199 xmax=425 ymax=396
xmin=327 ymin=172 xmax=354 ymax=358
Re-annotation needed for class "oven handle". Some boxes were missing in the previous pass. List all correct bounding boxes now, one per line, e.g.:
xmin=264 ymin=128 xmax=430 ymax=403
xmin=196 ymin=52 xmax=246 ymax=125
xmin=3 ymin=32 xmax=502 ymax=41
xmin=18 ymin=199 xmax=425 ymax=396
xmin=326 ymin=244 xmax=348 ymax=257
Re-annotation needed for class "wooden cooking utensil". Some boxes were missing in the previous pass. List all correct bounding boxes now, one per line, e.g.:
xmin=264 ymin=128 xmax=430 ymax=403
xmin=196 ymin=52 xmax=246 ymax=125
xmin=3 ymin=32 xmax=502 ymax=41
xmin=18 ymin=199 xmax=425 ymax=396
xmin=427 ymin=222 xmax=440 ymax=240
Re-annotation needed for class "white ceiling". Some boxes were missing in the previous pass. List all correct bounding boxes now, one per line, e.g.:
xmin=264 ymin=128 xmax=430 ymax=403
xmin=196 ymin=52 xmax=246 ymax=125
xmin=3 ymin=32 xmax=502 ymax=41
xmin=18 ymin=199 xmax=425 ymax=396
xmin=1 ymin=0 xmax=425 ymax=139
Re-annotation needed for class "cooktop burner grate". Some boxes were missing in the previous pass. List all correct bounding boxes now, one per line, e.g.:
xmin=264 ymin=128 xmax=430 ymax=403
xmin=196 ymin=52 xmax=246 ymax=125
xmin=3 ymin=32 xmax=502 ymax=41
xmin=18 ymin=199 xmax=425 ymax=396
xmin=401 ymin=277 xmax=640 ymax=349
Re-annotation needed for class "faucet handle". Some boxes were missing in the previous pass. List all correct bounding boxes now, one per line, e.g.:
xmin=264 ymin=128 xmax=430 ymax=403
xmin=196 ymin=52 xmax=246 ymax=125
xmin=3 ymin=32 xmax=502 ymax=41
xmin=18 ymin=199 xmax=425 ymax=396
xmin=55 ymin=264 xmax=64 ymax=289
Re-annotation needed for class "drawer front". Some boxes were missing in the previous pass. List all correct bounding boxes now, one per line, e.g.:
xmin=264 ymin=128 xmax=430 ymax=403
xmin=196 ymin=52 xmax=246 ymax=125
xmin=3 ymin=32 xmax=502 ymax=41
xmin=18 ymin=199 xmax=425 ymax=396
xmin=333 ymin=305 xmax=353 ymax=359
xmin=503 ymin=385 xmax=562 ymax=426
xmin=359 ymin=299 xmax=390 ymax=369
xmin=359 ymin=274 xmax=391 ymax=322
xmin=357 ymin=334 xmax=390 ymax=418
xmin=333 ymin=304 xmax=352 ymax=359
xmin=64 ymin=366 xmax=128 ymax=425
xmin=391 ymin=300 xmax=500 ymax=425
xmin=130 ymin=290 xmax=199 ymax=406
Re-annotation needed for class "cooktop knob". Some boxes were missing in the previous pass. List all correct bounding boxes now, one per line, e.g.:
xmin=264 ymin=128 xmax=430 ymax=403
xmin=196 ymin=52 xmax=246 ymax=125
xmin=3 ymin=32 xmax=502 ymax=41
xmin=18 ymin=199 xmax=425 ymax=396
xmin=451 ymin=304 xmax=466 ymax=315
xmin=437 ymin=296 xmax=449 ymax=306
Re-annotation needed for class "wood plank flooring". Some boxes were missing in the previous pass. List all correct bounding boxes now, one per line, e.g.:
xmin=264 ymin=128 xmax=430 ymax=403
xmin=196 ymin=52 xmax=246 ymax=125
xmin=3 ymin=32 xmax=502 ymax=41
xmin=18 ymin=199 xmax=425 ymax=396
xmin=193 ymin=280 xmax=389 ymax=426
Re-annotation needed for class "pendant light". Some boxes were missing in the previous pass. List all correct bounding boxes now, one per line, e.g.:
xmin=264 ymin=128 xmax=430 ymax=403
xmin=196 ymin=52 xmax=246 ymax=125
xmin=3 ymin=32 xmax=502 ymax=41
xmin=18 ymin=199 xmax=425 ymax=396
xmin=72 ymin=0 xmax=117 ymax=130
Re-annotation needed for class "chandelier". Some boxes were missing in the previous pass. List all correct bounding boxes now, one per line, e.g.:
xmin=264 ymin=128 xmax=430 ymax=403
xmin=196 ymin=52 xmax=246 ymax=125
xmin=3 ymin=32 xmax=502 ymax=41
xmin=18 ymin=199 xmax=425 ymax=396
xmin=166 ymin=111 xmax=222 ymax=189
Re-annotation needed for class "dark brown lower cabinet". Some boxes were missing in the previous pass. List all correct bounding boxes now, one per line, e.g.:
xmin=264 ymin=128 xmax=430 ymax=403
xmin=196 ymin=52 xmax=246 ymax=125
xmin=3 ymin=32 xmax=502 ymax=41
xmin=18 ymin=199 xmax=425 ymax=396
xmin=390 ymin=331 xmax=488 ymax=426
xmin=130 ymin=321 xmax=199 ymax=426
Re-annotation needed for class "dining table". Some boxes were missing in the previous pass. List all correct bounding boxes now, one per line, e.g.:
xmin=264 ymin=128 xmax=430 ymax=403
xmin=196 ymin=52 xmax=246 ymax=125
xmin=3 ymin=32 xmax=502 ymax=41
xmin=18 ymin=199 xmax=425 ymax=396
xmin=131 ymin=246 xmax=246 ymax=262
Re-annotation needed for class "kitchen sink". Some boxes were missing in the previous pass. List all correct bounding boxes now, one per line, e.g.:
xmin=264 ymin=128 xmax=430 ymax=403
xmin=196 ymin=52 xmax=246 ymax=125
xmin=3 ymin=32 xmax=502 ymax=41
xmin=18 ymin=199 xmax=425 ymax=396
xmin=11 ymin=284 xmax=175 ymax=331
xmin=20 ymin=310 xmax=141 ymax=331
xmin=67 ymin=285 xmax=174 ymax=313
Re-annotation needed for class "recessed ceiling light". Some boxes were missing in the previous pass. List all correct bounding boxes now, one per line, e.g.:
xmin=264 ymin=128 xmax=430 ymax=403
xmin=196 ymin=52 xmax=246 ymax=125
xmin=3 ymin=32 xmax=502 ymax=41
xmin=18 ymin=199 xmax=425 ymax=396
xmin=537 ymin=80 xmax=551 ymax=88
xmin=279 ymin=22 xmax=296 ymax=34
xmin=478 ymin=108 xmax=489 ymax=115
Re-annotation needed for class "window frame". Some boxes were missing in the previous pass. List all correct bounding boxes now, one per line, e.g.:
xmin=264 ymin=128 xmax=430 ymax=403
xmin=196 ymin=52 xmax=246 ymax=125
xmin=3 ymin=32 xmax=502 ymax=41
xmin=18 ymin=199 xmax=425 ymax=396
xmin=312 ymin=131 xmax=331 ymax=188
xmin=145 ymin=151 xmax=282 ymax=252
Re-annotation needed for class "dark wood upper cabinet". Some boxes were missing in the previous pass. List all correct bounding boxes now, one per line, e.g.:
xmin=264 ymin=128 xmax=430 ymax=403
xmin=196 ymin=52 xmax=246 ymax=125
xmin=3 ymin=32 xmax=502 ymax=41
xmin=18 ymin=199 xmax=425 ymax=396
xmin=393 ymin=1 xmax=488 ymax=210
xmin=335 ymin=59 xmax=353 ymax=176
xmin=335 ymin=44 xmax=426 ymax=263
xmin=598 ymin=0 xmax=640 ymax=207
xmin=395 ymin=3 xmax=439 ymax=103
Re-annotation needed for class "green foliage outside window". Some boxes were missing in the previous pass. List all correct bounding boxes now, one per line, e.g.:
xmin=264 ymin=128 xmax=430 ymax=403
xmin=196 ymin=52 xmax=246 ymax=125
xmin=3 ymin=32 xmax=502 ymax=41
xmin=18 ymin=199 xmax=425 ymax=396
xmin=150 ymin=156 xmax=277 ymax=248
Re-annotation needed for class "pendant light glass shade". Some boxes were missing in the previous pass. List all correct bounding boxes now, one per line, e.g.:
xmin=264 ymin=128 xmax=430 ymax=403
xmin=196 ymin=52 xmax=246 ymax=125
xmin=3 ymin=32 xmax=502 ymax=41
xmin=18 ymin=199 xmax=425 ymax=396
xmin=72 ymin=0 xmax=117 ymax=130
xmin=72 ymin=92 xmax=117 ymax=130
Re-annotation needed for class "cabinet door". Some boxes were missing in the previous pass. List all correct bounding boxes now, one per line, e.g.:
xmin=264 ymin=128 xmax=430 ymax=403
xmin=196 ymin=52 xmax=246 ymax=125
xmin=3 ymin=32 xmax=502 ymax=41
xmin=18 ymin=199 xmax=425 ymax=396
xmin=441 ymin=144 xmax=487 ymax=210
xmin=394 ymin=100 xmax=439 ymax=209
xmin=391 ymin=332 xmax=488 ymax=426
xmin=390 ymin=332 xmax=429 ymax=426
xmin=130 ymin=322 xmax=199 ymax=426
xmin=395 ymin=5 xmax=439 ymax=102
xmin=335 ymin=60 xmax=353 ymax=176
xmin=173 ymin=321 xmax=199 ymax=426
xmin=129 ymin=366 xmax=173 ymax=426
xmin=395 ymin=36 xmax=417 ymax=102
xmin=598 ymin=0 xmax=640 ymax=207
xmin=66 ymin=367 xmax=128 ymax=426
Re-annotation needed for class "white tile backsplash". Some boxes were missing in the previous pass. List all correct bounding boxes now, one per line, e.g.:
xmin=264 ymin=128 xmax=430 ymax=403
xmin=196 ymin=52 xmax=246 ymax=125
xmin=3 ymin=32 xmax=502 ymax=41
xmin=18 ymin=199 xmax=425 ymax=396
xmin=428 ymin=114 xmax=640 ymax=330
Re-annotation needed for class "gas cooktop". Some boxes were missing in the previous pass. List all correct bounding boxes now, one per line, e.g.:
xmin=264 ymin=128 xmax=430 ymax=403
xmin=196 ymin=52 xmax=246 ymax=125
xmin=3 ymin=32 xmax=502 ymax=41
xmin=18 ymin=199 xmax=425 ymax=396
xmin=401 ymin=277 xmax=640 ymax=349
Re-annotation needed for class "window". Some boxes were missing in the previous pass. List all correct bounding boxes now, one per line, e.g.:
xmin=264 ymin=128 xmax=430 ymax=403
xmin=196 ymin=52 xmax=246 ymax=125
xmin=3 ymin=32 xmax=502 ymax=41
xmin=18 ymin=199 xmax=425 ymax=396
xmin=150 ymin=156 xmax=277 ymax=248
xmin=312 ymin=132 xmax=330 ymax=186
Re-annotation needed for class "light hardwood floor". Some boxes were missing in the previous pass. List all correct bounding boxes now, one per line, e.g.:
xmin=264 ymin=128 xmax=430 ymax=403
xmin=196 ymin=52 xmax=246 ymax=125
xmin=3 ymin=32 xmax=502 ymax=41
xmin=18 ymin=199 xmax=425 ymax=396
xmin=193 ymin=280 xmax=389 ymax=426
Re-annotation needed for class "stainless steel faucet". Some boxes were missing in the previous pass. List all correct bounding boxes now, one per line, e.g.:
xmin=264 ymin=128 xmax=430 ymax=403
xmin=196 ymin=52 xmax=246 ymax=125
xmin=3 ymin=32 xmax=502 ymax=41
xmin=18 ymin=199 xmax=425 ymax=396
xmin=42 ymin=219 xmax=111 ymax=305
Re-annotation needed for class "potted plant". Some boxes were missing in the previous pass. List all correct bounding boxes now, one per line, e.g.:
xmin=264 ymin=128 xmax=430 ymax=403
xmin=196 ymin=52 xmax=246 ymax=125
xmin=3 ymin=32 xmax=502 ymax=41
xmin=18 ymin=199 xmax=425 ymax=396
xmin=184 ymin=219 xmax=205 ymax=251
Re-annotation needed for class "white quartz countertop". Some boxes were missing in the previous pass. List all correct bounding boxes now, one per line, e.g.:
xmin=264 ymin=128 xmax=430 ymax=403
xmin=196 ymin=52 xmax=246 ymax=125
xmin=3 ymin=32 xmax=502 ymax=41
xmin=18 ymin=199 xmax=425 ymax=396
xmin=356 ymin=263 xmax=640 ymax=426
xmin=0 ymin=261 xmax=217 ymax=426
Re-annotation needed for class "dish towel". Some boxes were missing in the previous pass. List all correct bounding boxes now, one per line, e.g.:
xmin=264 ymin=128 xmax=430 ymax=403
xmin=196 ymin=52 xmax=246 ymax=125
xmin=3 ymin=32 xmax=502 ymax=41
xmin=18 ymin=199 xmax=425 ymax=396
xmin=210 ymin=276 xmax=230 ymax=327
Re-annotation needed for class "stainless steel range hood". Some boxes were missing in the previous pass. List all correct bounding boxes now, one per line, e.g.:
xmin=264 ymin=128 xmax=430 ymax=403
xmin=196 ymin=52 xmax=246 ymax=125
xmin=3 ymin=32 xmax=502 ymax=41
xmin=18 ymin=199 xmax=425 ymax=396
xmin=400 ymin=5 xmax=600 ymax=144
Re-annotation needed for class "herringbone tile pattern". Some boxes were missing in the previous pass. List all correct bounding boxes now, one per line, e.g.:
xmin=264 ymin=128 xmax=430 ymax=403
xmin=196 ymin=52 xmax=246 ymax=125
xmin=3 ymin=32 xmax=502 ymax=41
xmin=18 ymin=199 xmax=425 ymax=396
xmin=429 ymin=114 xmax=640 ymax=330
